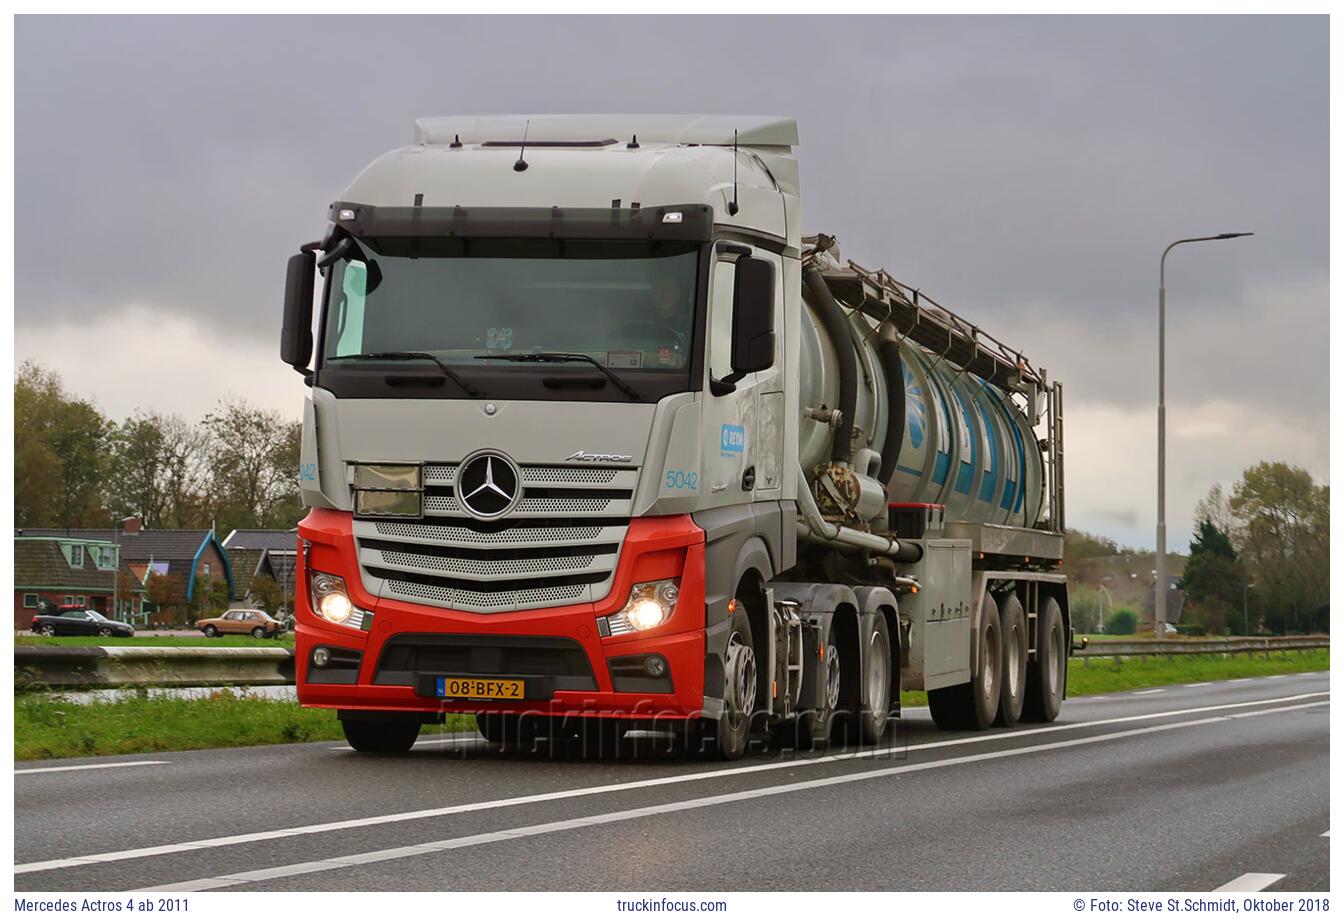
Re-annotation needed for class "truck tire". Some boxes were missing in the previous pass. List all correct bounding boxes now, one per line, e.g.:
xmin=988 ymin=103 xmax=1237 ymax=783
xmin=928 ymin=593 xmax=1001 ymax=731
xmin=341 ymin=715 xmax=421 ymax=754
xmin=859 ymin=614 xmax=893 ymax=744
xmin=694 ymin=606 xmax=758 ymax=760
xmin=1022 ymin=596 xmax=1065 ymax=723
xmin=995 ymin=593 xmax=1027 ymax=727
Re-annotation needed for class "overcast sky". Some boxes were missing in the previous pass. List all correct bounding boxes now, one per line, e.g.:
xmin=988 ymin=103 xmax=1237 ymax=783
xmin=14 ymin=15 xmax=1329 ymax=550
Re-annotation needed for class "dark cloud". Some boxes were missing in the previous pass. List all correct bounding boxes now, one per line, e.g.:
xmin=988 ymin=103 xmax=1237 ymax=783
xmin=15 ymin=15 xmax=1328 ymax=548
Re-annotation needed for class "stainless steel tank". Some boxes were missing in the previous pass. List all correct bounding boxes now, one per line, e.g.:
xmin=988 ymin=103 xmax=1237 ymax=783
xmin=798 ymin=296 xmax=1044 ymax=528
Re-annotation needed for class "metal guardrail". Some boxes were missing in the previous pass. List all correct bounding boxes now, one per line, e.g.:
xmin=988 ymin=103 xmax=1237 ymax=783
xmin=1075 ymin=635 xmax=1329 ymax=658
xmin=15 ymin=646 xmax=295 ymax=690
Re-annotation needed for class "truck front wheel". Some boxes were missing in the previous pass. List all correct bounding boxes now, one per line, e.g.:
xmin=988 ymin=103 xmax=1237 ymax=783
xmin=341 ymin=715 xmax=421 ymax=754
xmin=928 ymin=593 xmax=1002 ymax=731
xmin=694 ymin=606 xmax=758 ymax=760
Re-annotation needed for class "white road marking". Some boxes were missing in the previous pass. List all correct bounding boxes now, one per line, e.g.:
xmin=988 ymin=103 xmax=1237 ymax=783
xmin=1265 ymin=674 xmax=1287 ymax=679
xmin=1214 ymin=872 xmax=1286 ymax=892
xmin=16 ymin=760 xmax=169 ymax=776
xmin=1322 ymin=830 xmax=1330 ymax=837
xmin=14 ymin=690 xmax=1328 ymax=876
xmin=329 ymin=732 xmax=480 ymax=751
xmin=1229 ymin=678 xmax=1253 ymax=683
xmin=141 ymin=701 xmax=1329 ymax=892
xmin=1186 ymin=682 xmax=1212 ymax=688
xmin=1133 ymin=688 xmax=1166 ymax=695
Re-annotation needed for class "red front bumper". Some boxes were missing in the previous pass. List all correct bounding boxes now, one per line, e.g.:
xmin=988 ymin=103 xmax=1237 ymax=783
xmin=294 ymin=508 xmax=708 ymax=720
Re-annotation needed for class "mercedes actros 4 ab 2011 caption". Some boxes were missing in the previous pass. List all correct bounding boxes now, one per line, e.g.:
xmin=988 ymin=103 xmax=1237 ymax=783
xmin=280 ymin=115 xmax=1071 ymax=759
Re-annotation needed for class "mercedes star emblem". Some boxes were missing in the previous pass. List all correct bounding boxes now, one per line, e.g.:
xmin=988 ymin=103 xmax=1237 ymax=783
xmin=456 ymin=450 xmax=521 ymax=519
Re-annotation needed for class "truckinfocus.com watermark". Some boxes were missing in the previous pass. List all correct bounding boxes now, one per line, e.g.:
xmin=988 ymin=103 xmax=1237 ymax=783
xmin=616 ymin=897 xmax=729 ymax=912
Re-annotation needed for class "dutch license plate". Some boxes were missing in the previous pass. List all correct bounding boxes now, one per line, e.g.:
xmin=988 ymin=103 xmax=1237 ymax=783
xmin=436 ymin=676 xmax=525 ymax=700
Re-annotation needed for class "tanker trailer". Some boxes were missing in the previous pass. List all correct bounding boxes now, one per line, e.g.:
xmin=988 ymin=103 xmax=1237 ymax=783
xmin=280 ymin=114 xmax=1069 ymax=759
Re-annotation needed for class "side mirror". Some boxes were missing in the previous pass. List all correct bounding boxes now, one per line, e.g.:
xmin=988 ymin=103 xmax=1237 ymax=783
xmin=730 ymin=256 xmax=775 ymax=375
xmin=280 ymin=250 xmax=315 ymax=372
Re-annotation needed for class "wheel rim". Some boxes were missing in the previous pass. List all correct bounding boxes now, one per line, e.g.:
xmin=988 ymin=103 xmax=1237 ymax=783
xmin=41 ymin=626 xmax=54 ymax=636
xmin=725 ymin=628 xmax=756 ymax=724
xmin=867 ymin=630 xmax=889 ymax=715
xmin=979 ymin=622 xmax=1000 ymax=704
xmin=824 ymin=643 xmax=841 ymax=712
xmin=1005 ymin=624 xmax=1023 ymax=698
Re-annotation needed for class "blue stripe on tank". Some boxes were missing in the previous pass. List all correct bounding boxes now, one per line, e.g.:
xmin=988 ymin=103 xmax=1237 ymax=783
xmin=953 ymin=390 xmax=975 ymax=495
xmin=977 ymin=400 xmax=1000 ymax=503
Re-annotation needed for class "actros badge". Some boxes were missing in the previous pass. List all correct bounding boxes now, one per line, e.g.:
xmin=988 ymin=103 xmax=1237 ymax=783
xmin=564 ymin=450 xmax=634 ymax=464
xmin=456 ymin=450 xmax=522 ymax=519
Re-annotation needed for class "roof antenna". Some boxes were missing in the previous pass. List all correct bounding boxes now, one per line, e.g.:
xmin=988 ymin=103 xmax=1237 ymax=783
xmin=728 ymin=129 xmax=740 ymax=216
xmin=513 ymin=120 xmax=530 ymax=172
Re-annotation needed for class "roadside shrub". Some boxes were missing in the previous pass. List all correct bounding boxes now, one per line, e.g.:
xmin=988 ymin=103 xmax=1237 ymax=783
xmin=1105 ymin=607 xmax=1138 ymax=635
xmin=1175 ymin=624 xmax=1208 ymax=636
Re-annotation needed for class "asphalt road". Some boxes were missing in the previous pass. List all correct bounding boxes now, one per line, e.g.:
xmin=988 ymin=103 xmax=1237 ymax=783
xmin=15 ymin=672 xmax=1329 ymax=892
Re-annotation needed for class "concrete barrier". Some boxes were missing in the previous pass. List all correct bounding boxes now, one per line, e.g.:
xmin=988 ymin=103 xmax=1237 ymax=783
xmin=15 ymin=646 xmax=295 ymax=690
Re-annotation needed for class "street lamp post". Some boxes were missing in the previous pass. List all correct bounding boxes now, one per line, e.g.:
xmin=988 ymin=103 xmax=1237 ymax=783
xmin=1242 ymin=582 xmax=1254 ymax=637
xmin=1157 ymin=233 xmax=1253 ymax=639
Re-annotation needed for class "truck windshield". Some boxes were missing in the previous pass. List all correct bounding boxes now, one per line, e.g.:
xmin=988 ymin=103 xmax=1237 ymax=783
xmin=322 ymin=238 xmax=699 ymax=371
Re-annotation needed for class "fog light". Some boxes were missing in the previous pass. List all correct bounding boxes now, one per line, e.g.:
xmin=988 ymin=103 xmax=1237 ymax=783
xmin=313 ymin=647 xmax=331 ymax=668
xmin=644 ymin=655 xmax=668 ymax=678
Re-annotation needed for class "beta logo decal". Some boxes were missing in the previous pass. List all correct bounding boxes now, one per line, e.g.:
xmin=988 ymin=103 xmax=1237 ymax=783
xmin=720 ymin=424 xmax=746 ymax=455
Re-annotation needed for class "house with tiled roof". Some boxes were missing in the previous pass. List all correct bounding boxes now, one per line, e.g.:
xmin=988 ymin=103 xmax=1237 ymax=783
xmin=13 ymin=535 xmax=147 ymax=628
xmin=16 ymin=517 xmax=232 ymax=623
xmin=223 ymin=529 xmax=298 ymax=612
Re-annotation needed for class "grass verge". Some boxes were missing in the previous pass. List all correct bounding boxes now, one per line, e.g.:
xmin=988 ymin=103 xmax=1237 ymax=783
xmin=15 ymin=690 xmax=475 ymax=761
xmin=15 ymin=634 xmax=295 ymax=648
xmin=15 ymin=649 xmax=1327 ymax=761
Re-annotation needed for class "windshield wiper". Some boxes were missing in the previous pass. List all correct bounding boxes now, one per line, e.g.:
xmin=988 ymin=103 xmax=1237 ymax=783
xmin=474 ymin=352 xmax=641 ymax=401
xmin=331 ymin=351 xmax=482 ymax=397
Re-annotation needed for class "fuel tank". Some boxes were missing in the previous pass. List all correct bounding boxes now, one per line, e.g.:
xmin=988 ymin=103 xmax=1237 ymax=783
xmin=798 ymin=292 xmax=1044 ymax=528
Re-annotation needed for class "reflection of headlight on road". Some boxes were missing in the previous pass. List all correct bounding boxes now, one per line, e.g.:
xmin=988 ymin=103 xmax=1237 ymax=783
xmin=605 ymin=579 xmax=680 ymax=635
xmin=308 ymin=571 xmax=369 ymax=629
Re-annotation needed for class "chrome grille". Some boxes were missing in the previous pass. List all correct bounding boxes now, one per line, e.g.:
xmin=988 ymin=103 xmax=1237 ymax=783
xmin=353 ymin=461 xmax=634 ymax=613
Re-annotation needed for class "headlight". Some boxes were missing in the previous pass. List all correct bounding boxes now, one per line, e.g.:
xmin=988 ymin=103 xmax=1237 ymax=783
xmin=605 ymin=579 xmax=679 ymax=635
xmin=308 ymin=571 xmax=371 ymax=629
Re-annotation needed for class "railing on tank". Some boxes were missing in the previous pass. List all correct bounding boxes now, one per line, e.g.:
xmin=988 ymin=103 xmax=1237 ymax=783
xmin=804 ymin=234 xmax=1066 ymax=534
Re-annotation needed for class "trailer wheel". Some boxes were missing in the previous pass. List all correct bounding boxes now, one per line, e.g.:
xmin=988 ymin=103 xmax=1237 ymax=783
xmin=928 ymin=592 xmax=1002 ymax=731
xmin=694 ymin=606 xmax=758 ymax=760
xmin=341 ymin=715 xmax=421 ymax=754
xmin=1022 ymin=596 xmax=1065 ymax=723
xmin=995 ymin=593 xmax=1027 ymax=727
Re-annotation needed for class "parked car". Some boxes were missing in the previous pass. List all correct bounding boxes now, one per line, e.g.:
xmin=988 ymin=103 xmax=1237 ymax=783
xmin=31 ymin=607 xmax=136 ymax=638
xmin=195 ymin=608 xmax=286 ymax=639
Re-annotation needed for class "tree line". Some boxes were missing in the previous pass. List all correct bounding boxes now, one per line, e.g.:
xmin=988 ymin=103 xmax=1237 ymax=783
xmin=1063 ymin=461 xmax=1329 ymax=635
xmin=15 ymin=361 xmax=302 ymax=535
xmin=1181 ymin=462 xmax=1329 ymax=635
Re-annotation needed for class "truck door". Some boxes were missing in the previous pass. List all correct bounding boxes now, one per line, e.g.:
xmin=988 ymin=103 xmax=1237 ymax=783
xmin=701 ymin=245 xmax=783 ymax=507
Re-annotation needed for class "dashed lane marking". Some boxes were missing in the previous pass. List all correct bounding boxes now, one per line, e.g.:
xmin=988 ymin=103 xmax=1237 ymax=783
xmin=1213 ymin=873 xmax=1286 ymax=892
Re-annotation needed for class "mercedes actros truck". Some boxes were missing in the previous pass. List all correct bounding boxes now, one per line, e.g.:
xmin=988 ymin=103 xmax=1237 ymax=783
xmin=280 ymin=115 xmax=1071 ymax=759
